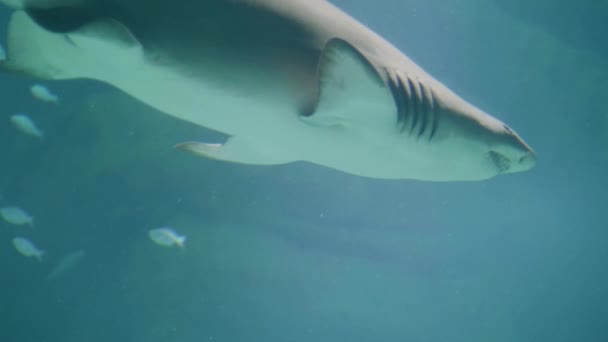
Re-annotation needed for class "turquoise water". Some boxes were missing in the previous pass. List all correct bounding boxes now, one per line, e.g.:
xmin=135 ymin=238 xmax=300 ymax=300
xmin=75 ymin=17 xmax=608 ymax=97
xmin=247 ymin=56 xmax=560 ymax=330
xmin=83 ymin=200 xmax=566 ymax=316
xmin=1 ymin=1 xmax=606 ymax=341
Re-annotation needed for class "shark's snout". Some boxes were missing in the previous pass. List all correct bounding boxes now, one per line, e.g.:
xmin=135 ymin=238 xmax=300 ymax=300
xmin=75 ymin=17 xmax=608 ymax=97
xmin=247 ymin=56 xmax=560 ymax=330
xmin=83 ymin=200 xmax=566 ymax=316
xmin=489 ymin=128 xmax=536 ymax=175
xmin=517 ymin=150 xmax=536 ymax=171
xmin=509 ymin=128 xmax=536 ymax=172
xmin=519 ymin=149 xmax=536 ymax=168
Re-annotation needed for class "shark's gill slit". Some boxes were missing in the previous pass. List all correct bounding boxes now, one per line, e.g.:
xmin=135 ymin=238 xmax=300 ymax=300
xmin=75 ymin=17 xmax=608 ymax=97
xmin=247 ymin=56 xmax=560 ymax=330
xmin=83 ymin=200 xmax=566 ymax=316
xmin=428 ymin=88 xmax=439 ymax=142
xmin=417 ymin=82 xmax=431 ymax=139
xmin=418 ymin=82 xmax=436 ymax=140
xmin=400 ymin=74 xmax=412 ymax=132
xmin=388 ymin=73 xmax=407 ymax=130
xmin=407 ymin=77 xmax=421 ymax=135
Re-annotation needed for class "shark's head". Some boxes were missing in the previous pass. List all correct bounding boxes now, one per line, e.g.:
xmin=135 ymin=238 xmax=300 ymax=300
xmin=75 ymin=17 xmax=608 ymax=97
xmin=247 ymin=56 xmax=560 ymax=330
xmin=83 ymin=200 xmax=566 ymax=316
xmin=428 ymin=92 xmax=537 ymax=181
xmin=483 ymin=122 xmax=537 ymax=175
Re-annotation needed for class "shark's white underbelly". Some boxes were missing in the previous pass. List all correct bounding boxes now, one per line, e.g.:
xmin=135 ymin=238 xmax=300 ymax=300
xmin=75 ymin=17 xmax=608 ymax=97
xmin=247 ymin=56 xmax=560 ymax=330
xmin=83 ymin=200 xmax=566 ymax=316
xmin=102 ymin=57 xmax=434 ymax=178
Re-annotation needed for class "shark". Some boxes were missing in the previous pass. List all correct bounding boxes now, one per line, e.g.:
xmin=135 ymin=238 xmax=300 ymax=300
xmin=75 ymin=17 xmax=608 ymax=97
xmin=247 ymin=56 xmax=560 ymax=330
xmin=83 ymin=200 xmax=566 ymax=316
xmin=0 ymin=0 xmax=536 ymax=181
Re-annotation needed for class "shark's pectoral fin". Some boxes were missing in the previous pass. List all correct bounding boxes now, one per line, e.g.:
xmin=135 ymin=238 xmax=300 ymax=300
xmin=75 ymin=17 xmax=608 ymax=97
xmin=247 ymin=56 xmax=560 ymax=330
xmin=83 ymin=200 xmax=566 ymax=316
xmin=175 ymin=138 xmax=297 ymax=166
xmin=2 ymin=10 xmax=141 ymax=80
xmin=300 ymin=38 xmax=394 ymax=128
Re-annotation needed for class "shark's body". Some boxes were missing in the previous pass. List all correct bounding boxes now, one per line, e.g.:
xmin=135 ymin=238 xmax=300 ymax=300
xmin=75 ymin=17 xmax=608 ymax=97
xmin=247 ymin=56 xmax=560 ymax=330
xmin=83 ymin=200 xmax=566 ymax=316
xmin=0 ymin=0 xmax=536 ymax=181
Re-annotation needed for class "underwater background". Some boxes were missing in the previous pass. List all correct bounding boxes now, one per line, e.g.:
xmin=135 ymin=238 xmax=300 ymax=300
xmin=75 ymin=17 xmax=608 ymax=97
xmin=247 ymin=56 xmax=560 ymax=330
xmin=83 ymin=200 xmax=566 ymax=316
xmin=0 ymin=0 xmax=606 ymax=341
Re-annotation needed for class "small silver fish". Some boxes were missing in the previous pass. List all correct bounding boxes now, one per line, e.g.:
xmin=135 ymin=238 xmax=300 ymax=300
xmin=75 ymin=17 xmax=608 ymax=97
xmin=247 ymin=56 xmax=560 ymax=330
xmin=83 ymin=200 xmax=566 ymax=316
xmin=10 ymin=114 xmax=44 ymax=138
xmin=148 ymin=227 xmax=186 ymax=248
xmin=0 ymin=206 xmax=34 ymax=226
xmin=12 ymin=237 xmax=45 ymax=261
xmin=30 ymin=84 xmax=59 ymax=104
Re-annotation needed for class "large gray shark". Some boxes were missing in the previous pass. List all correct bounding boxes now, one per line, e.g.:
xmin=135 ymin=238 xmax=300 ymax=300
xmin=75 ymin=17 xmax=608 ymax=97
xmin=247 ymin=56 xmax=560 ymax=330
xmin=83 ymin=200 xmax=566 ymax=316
xmin=0 ymin=0 xmax=535 ymax=181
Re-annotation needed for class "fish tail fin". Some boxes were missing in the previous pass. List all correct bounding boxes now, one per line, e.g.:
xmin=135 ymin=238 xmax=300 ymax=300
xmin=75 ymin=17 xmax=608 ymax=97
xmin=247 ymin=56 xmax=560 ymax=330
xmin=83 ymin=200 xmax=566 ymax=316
xmin=2 ymin=8 xmax=142 ymax=81
xmin=176 ymin=236 xmax=187 ymax=248
xmin=36 ymin=251 xmax=45 ymax=262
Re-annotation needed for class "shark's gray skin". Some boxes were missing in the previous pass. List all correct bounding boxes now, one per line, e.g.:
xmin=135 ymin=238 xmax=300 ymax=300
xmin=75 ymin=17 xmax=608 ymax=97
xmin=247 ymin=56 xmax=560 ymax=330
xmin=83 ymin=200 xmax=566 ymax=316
xmin=0 ymin=0 xmax=535 ymax=181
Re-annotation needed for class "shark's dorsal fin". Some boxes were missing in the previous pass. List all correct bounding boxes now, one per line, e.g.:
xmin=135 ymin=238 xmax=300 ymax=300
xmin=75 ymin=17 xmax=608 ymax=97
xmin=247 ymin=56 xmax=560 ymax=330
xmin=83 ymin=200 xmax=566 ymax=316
xmin=2 ymin=10 xmax=141 ymax=80
xmin=300 ymin=38 xmax=393 ymax=128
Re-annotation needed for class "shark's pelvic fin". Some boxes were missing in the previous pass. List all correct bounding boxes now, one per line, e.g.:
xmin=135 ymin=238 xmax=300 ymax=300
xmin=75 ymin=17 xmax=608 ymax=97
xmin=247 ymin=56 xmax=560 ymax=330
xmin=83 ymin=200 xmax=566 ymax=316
xmin=175 ymin=138 xmax=297 ymax=166
xmin=300 ymin=38 xmax=392 ymax=128
xmin=2 ymin=10 xmax=141 ymax=80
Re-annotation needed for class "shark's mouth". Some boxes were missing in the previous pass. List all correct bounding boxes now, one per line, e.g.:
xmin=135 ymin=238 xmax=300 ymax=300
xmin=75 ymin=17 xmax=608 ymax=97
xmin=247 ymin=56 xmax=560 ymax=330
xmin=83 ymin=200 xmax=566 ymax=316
xmin=488 ymin=150 xmax=511 ymax=173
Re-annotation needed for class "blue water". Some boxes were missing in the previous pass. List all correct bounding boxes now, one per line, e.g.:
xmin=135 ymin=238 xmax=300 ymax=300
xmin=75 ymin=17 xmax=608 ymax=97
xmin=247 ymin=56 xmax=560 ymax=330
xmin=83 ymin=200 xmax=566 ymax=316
xmin=1 ymin=1 xmax=606 ymax=341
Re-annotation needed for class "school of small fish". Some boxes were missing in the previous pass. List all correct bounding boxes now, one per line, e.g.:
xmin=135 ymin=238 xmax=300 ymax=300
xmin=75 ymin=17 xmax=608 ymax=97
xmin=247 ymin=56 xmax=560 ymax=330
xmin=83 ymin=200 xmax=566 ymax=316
xmin=3 ymin=205 xmax=186 ymax=267
xmin=4 ymin=84 xmax=57 ymax=140
xmin=3 ymin=203 xmax=185 ymax=266
xmin=2 ymin=82 xmax=51 ymax=263
xmin=3 ymin=82 xmax=187 ymax=275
